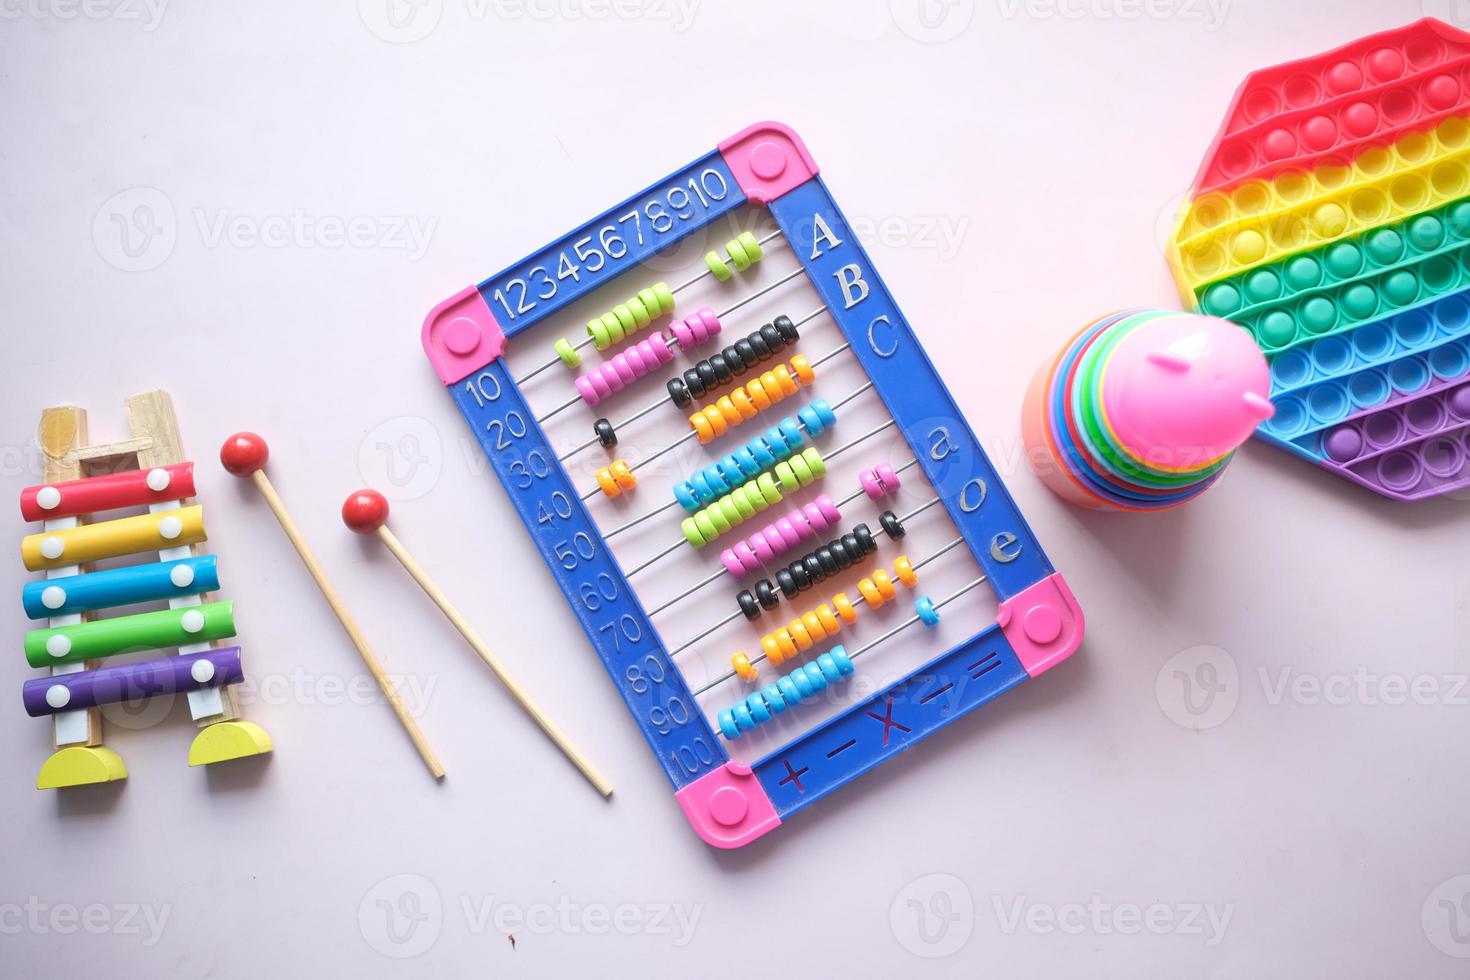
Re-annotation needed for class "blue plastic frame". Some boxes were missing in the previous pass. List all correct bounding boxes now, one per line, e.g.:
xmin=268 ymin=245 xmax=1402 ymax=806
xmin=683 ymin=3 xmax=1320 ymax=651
xmin=431 ymin=129 xmax=1074 ymax=836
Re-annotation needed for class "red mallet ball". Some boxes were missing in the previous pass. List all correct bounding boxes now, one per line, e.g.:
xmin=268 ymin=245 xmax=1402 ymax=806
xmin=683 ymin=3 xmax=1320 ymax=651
xmin=342 ymin=489 xmax=390 ymax=534
xmin=220 ymin=432 xmax=269 ymax=476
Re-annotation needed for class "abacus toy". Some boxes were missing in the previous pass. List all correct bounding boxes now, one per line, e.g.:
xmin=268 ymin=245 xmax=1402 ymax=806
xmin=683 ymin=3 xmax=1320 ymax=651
xmin=1168 ymin=18 xmax=1470 ymax=501
xmin=422 ymin=123 xmax=1083 ymax=847
xmin=19 ymin=391 xmax=272 ymax=790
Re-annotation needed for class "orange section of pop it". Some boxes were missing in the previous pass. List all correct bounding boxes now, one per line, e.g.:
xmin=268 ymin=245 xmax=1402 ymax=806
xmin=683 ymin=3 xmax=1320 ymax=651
xmin=1196 ymin=18 xmax=1470 ymax=195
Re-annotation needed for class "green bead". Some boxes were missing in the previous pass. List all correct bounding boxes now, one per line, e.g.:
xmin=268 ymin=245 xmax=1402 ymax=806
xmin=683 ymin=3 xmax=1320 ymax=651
xmin=26 ymin=601 xmax=236 ymax=668
xmin=705 ymin=251 xmax=732 ymax=282
xmin=1284 ymin=256 xmax=1322 ymax=290
xmin=1381 ymin=270 xmax=1419 ymax=306
xmin=804 ymin=447 xmax=827 ymax=480
xmin=653 ymin=282 xmax=675 ymax=314
xmin=682 ymin=516 xmax=704 ymax=548
xmin=554 ymin=338 xmax=581 ymax=369
xmin=628 ymin=295 xmax=653 ymax=328
xmin=614 ymin=304 xmax=636 ymax=336
xmin=756 ymin=473 xmax=780 ymax=505
xmin=738 ymin=231 xmax=762 ymax=263
xmin=1200 ymin=282 xmax=1241 ymax=317
xmin=587 ymin=317 xmax=611 ymax=349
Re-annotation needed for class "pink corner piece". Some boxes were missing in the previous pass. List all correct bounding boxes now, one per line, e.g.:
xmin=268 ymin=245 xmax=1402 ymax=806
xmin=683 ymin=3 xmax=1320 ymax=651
xmin=423 ymin=286 xmax=506 ymax=385
xmin=675 ymin=761 xmax=781 ymax=849
xmin=997 ymin=573 xmax=1085 ymax=678
xmin=718 ymin=121 xmax=819 ymax=204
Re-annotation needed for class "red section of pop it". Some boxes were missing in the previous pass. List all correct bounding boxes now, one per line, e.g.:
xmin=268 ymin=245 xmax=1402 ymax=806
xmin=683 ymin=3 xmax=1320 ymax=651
xmin=1192 ymin=18 xmax=1470 ymax=196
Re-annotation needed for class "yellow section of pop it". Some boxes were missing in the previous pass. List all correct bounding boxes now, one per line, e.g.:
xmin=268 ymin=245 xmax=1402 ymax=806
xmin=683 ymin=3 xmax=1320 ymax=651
xmin=1168 ymin=116 xmax=1470 ymax=294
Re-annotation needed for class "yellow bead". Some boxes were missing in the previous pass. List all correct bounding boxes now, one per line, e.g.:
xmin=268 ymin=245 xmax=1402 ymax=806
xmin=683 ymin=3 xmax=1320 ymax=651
xmin=762 ymin=634 xmax=784 ymax=665
xmin=732 ymin=651 xmax=758 ymax=683
xmin=895 ymin=555 xmax=917 ymax=587
xmin=833 ymin=593 xmax=858 ymax=624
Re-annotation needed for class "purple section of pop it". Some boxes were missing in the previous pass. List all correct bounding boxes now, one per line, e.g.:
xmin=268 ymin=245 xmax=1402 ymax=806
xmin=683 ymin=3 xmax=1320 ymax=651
xmin=1316 ymin=379 xmax=1470 ymax=499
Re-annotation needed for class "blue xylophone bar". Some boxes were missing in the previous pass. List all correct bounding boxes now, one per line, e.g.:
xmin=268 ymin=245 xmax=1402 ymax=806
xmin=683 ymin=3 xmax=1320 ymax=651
xmin=21 ymin=555 xmax=220 ymax=619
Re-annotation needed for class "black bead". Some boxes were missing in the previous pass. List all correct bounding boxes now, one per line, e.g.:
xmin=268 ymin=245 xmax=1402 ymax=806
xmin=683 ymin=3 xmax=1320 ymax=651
xmin=879 ymin=509 xmax=904 ymax=539
xmin=593 ymin=418 xmax=617 ymax=448
xmin=789 ymin=562 xmax=811 ymax=590
xmin=853 ymin=524 xmax=875 ymax=554
xmin=775 ymin=569 xmax=798 ymax=598
xmin=682 ymin=368 xmax=705 ymax=399
xmin=755 ymin=579 xmax=779 ymax=609
xmin=667 ymin=378 xmax=691 ymax=407
xmin=733 ymin=338 xmax=757 ymax=367
xmin=737 ymin=590 xmax=761 ymax=621
xmin=759 ymin=323 xmax=782 ymax=352
xmin=710 ymin=352 xmax=734 ymax=382
xmin=749 ymin=329 xmax=772 ymax=358
xmin=773 ymin=314 xmax=797 ymax=342
xmin=815 ymin=546 xmax=839 ymax=576
xmin=802 ymin=555 xmax=823 ymax=583
xmin=696 ymin=361 xmax=717 ymax=390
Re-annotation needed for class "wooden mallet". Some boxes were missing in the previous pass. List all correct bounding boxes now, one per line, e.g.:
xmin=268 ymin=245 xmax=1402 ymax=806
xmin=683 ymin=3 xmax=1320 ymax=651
xmin=220 ymin=433 xmax=446 ymax=780
xmin=342 ymin=488 xmax=613 ymax=798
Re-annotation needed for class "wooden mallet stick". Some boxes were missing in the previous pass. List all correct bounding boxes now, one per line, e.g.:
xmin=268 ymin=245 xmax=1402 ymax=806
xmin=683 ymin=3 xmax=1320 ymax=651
xmin=342 ymin=489 xmax=613 ymax=798
xmin=220 ymin=433 xmax=446 ymax=780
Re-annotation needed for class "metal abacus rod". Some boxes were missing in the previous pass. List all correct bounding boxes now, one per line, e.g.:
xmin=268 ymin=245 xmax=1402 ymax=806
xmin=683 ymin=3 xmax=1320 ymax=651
xmin=686 ymin=537 xmax=969 ymax=693
xmin=707 ymin=575 xmax=993 ymax=740
xmin=603 ymin=418 xmax=897 ymax=542
xmin=534 ymin=265 xmax=810 ymax=425
xmin=646 ymin=494 xmax=943 ymax=619
xmin=516 ymin=228 xmax=785 ymax=385
xmin=583 ymin=374 xmax=874 ymax=510
xmin=621 ymin=455 xmax=915 ymax=579
xmin=559 ymin=305 xmax=834 ymax=461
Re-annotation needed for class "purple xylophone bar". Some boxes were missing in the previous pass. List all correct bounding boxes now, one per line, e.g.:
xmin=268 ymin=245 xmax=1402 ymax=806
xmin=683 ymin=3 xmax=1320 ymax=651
xmin=22 ymin=647 xmax=243 ymax=718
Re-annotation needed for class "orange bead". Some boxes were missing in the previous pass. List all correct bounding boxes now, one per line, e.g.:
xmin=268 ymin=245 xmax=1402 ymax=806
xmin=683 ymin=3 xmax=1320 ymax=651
xmin=691 ymin=411 xmax=716 ymax=443
xmin=776 ymin=629 xmax=798 ymax=659
xmin=815 ymin=604 xmax=840 ymax=634
xmin=596 ymin=465 xmax=624 ymax=498
xmin=858 ymin=577 xmax=882 ymax=607
xmin=611 ymin=459 xmax=636 ymax=490
xmin=894 ymin=555 xmax=917 ymax=587
xmin=749 ymin=376 xmax=774 ymax=410
xmin=791 ymin=354 xmax=814 ymax=386
xmin=803 ymin=610 xmax=826 ymax=641
xmin=873 ymin=568 xmax=896 ymax=601
xmin=833 ymin=593 xmax=858 ymax=624
xmin=761 ymin=634 xmax=786 ymax=665
xmin=731 ymin=651 xmax=758 ymax=683
xmin=773 ymin=364 xmax=798 ymax=396
xmin=788 ymin=618 xmax=813 ymax=651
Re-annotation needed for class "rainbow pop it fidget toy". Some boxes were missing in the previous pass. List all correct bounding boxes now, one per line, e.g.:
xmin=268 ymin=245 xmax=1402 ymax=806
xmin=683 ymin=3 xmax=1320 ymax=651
xmin=1166 ymin=18 xmax=1470 ymax=501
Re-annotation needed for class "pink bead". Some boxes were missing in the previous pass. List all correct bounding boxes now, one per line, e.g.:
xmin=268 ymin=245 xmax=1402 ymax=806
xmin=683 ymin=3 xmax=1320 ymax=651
xmin=876 ymin=463 xmax=899 ymax=492
xmin=750 ymin=532 xmax=775 ymax=563
xmin=775 ymin=517 xmax=799 ymax=547
xmin=798 ymin=504 xmax=823 ymax=538
xmin=671 ymin=308 xmax=720 ymax=349
xmin=813 ymin=493 xmax=840 ymax=528
xmin=720 ymin=548 xmax=745 ymax=577
xmin=859 ymin=468 xmax=882 ymax=499
xmin=574 ymin=335 xmax=674 ymax=405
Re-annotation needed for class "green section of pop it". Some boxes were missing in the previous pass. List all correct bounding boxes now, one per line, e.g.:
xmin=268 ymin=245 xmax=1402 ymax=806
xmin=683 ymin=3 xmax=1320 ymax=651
xmin=1193 ymin=196 xmax=1470 ymax=356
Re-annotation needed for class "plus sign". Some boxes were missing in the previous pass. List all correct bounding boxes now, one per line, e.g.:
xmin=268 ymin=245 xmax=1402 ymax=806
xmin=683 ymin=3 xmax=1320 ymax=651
xmin=777 ymin=758 xmax=808 ymax=792
xmin=864 ymin=696 xmax=912 ymax=747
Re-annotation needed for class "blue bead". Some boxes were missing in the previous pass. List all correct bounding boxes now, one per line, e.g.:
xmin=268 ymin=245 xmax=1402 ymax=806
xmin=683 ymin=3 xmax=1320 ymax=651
xmin=732 ymin=701 xmax=756 ymax=731
xmin=803 ymin=662 xmax=828 ymax=692
xmin=812 ymin=398 xmax=836 ymax=430
xmin=674 ymin=481 xmax=699 ymax=511
xmin=763 ymin=682 xmax=788 ymax=712
xmin=915 ymin=596 xmax=940 ymax=627
xmin=718 ymin=709 xmax=740 ymax=739
xmin=778 ymin=676 xmax=800 ymax=706
xmin=797 ymin=404 xmax=820 ymax=436
xmin=791 ymin=668 xmax=815 ymax=699
xmin=750 ymin=438 xmax=777 ymax=468
xmin=747 ymin=692 xmax=771 ymax=724
xmin=718 ymin=455 xmax=742 ymax=482
xmin=816 ymin=653 xmax=841 ymax=682
xmin=829 ymin=645 xmax=855 ymax=676
xmin=732 ymin=447 xmax=761 ymax=477
xmin=779 ymin=419 xmax=804 ymax=450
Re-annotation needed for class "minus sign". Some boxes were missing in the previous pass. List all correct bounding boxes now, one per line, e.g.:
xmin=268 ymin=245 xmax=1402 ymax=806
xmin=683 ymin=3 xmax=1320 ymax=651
xmin=826 ymin=738 xmax=857 ymax=759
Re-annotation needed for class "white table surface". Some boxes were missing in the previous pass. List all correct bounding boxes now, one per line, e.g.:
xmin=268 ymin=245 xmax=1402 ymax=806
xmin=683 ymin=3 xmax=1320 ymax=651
xmin=4 ymin=1 xmax=1469 ymax=976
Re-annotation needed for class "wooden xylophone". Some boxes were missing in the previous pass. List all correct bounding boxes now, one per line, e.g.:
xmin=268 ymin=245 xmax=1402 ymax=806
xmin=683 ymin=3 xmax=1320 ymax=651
xmin=20 ymin=390 xmax=272 ymax=789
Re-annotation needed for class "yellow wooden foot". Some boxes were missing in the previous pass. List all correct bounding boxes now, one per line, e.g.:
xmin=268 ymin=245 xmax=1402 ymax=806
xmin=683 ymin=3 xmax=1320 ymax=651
xmin=188 ymin=721 xmax=273 ymax=766
xmin=36 ymin=746 xmax=128 ymax=789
